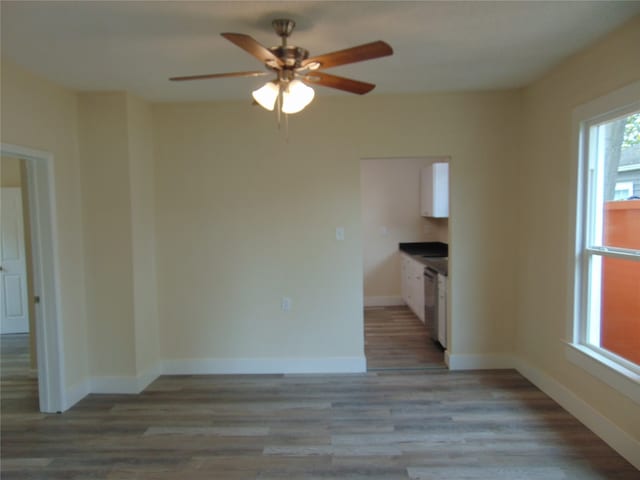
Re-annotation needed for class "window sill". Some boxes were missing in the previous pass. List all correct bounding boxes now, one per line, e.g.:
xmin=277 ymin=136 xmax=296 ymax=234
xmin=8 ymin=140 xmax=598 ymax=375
xmin=565 ymin=343 xmax=640 ymax=405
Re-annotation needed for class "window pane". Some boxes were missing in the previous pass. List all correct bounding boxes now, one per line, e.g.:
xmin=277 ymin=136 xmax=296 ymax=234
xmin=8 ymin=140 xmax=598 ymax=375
xmin=598 ymin=256 xmax=640 ymax=365
xmin=592 ymin=112 xmax=640 ymax=250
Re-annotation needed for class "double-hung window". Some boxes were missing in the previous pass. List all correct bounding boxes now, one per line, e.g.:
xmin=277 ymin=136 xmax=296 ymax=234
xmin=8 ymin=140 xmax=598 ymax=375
xmin=572 ymin=82 xmax=640 ymax=399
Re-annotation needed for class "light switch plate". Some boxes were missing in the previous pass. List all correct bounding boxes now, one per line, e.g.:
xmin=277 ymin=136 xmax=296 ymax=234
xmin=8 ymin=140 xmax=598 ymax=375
xmin=336 ymin=227 xmax=345 ymax=241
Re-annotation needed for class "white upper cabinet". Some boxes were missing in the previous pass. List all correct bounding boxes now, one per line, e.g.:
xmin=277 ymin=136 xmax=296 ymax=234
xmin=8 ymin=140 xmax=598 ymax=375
xmin=421 ymin=162 xmax=449 ymax=218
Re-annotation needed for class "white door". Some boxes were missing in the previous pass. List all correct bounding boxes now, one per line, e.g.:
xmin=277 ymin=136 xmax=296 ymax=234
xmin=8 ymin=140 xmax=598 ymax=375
xmin=1 ymin=187 xmax=30 ymax=334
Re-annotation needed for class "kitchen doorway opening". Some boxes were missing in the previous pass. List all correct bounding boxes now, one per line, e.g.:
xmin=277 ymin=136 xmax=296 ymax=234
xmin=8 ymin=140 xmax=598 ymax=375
xmin=360 ymin=157 xmax=449 ymax=371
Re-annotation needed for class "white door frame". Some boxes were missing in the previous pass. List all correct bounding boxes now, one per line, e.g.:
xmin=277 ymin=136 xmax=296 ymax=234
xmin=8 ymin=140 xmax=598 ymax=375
xmin=1 ymin=143 xmax=65 ymax=413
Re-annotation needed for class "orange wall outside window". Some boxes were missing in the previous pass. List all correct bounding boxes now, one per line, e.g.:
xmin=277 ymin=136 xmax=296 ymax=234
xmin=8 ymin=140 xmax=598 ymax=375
xmin=601 ymin=200 xmax=640 ymax=365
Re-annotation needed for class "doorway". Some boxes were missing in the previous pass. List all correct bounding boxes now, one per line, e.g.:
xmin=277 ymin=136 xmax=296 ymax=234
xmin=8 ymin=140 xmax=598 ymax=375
xmin=1 ymin=144 xmax=64 ymax=413
xmin=360 ymin=157 xmax=449 ymax=370
xmin=1 ymin=156 xmax=38 ymax=409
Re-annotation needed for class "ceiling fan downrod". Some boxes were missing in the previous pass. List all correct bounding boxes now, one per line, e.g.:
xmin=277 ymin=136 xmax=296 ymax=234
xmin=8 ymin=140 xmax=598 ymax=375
xmin=272 ymin=18 xmax=296 ymax=46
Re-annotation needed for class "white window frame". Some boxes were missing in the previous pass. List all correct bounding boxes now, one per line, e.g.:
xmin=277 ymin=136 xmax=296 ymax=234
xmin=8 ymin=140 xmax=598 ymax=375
xmin=569 ymin=81 xmax=640 ymax=404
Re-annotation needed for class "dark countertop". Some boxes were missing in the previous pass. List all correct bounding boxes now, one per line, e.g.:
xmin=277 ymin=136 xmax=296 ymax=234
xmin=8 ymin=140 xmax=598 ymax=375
xmin=399 ymin=241 xmax=448 ymax=257
xmin=399 ymin=242 xmax=449 ymax=275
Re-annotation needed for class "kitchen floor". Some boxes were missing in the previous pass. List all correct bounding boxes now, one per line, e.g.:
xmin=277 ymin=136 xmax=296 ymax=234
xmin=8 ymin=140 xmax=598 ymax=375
xmin=364 ymin=306 xmax=445 ymax=371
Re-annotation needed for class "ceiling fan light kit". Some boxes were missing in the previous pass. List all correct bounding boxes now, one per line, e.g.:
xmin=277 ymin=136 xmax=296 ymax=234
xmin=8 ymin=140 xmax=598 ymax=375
xmin=252 ymin=81 xmax=279 ymax=111
xmin=281 ymin=80 xmax=315 ymax=114
xmin=251 ymin=78 xmax=315 ymax=114
xmin=170 ymin=18 xmax=393 ymax=120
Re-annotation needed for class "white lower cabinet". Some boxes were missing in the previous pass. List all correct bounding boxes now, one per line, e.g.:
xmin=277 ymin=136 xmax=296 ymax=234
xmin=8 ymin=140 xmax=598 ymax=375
xmin=437 ymin=273 xmax=447 ymax=347
xmin=400 ymin=253 xmax=410 ymax=306
xmin=400 ymin=253 xmax=425 ymax=323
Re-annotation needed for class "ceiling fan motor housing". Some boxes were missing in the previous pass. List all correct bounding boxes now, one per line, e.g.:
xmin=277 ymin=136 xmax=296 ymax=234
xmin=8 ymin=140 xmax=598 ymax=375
xmin=269 ymin=45 xmax=309 ymax=69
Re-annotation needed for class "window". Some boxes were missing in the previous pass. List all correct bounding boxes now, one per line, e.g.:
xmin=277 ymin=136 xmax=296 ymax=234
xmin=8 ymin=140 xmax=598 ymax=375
xmin=614 ymin=181 xmax=633 ymax=200
xmin=572 ymin=83 xmax=640 ymax=399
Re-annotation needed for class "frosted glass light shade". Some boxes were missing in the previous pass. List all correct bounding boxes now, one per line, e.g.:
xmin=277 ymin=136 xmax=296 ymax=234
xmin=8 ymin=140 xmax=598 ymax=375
xmin=252 ymin=82 xmax=279 ymax=111
xmin=282 ymin=80 xmax=315 ymax=114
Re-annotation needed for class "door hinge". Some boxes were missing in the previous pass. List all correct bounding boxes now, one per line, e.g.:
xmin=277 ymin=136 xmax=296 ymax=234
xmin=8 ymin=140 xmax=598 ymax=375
xmin=34 ymin=296 xmax=40 ymax=304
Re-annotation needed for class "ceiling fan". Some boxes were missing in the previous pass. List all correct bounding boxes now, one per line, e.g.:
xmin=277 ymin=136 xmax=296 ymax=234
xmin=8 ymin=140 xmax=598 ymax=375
xmin=170 ymin=18 xmax=393 ymax=115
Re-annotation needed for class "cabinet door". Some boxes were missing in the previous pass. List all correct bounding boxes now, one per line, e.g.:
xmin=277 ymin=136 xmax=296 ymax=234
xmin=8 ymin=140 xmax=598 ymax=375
xmin=437 ymin=274 xmax=447 ymax=346
xmin=400 ymin=254 xmax=427 ymax=323
xmin=411 ymin=260 xmax=425 ymax=323
xmin=407 ymin=261 xmax=418 ymax=315
xmin=421 ymin=163 xmax=449 ymax=218
xmin=400 ymin=254 xmax=411 ymax=305
xmin=407 ymin=258 xmax=425 ymax=323
xmin=421 ymin=166 xmax=435 ymax=217
xmin=415 ymin=265 xmax=425 ymax=323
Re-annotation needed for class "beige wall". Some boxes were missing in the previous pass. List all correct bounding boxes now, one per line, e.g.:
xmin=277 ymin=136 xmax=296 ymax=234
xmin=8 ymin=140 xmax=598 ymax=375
xmin=1 ymin=156 xmax=22 ymax=186
xmin=153 ymin=100 xmax=366 ymax=362
xmin=78 ymin=92 xmax=136 ymax=377
xmin=78 ymin=91 xmax=159 ymax=379
xmin=361 ymin=157 xmax=449 ymax=302
xmin=126 ymin=94 xmax=160 ymax=376
xmin=517 ymin=16 xmax=640 ymax=442
xmin=153 ymin=90 xmax=521 ymax=362
xmin=0 ymin=58 xmax=89 ymax=390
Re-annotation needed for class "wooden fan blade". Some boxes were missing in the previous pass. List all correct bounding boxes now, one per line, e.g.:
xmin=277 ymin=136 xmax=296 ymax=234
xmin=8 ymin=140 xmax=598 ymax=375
xmin=302 ymin=41 xmax=392 ymax=70
xmin=170 ymin=71 xmax=269 ymax=81
xmin=221 ymin=33 xmax=284 ymax=68
xmin=302 ymin=71 xmax=375 ymax=95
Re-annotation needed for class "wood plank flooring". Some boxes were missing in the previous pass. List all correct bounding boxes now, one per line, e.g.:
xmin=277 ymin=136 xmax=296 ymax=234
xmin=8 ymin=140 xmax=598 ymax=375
xmin=0 ymin=333 xmax=39 ymax=413
xmin=2 ymin=334 xmax=638 ymax=479
xmin=364 ymin=306 xmax=445 ymax=370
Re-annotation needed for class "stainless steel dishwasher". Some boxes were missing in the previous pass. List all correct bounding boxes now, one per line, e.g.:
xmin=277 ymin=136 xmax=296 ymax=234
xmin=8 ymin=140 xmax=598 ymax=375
xmin=424 ymin=265 xmax=447 ymax=349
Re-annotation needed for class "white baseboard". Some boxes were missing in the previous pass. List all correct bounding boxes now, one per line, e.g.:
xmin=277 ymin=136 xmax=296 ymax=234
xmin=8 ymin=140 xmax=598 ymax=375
xmin=63 ymin=378 xmax=91 ymax=411
xmin=162 ymin=356 xmax=367 ymax=375
xmin=61 ymin=366 xmax=160 ymax=408
xmin=364 ymin=296 xmax=404 ymax=307
xmin=58 ymin=358 xmax=364 ymax=410
xmin=90 ymin=376 xmax=141 ymax=394
xmin=515 ymin=357 xmax=640 ymax=470
xmin=445 ymin=352 xmax=515 ymax=370
xmin=136 ymin=364 xmax=161 ymax=391
xmin=91 ymin=365 xmax=160 ymax=394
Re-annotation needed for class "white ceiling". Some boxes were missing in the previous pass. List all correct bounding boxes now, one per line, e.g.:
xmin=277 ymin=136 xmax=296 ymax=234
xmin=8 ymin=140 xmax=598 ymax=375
xmin=2 ymin=1 xmax=639 ymax=103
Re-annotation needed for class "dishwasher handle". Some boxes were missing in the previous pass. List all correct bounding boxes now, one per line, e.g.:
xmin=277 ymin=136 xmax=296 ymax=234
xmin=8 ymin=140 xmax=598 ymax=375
xmin=424 ymin=267 xmax=438 ymax=279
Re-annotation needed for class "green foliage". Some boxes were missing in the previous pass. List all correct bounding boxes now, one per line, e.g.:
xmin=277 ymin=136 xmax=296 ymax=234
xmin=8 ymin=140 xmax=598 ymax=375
xmin=623 ymin=113 xmax=640 ymax=148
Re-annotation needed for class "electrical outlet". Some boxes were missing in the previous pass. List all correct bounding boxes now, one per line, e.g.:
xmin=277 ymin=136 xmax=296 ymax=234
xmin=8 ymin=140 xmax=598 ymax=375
xmin=336 ymin=227 xmax=345 ymax=241
xmin=281 ymin=297 xmax=292 ymax=312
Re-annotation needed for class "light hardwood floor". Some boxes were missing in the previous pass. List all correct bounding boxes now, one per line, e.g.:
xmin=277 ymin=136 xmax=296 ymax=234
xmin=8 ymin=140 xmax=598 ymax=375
xmin=364 ymin=306 xmax=445 ymax=370
xmin=1 ymin=334 xmax=637 ymax=479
